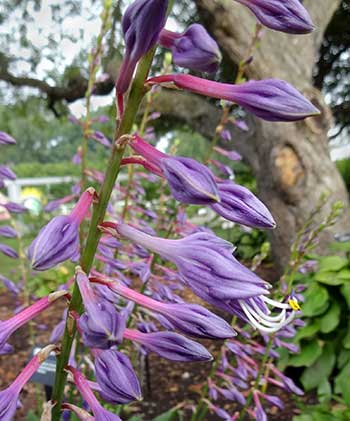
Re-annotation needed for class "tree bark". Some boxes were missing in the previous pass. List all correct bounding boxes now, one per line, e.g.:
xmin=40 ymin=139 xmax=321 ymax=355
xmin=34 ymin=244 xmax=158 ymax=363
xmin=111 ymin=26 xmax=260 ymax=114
xmin=192 ymin=0 xmax=350 ymax=271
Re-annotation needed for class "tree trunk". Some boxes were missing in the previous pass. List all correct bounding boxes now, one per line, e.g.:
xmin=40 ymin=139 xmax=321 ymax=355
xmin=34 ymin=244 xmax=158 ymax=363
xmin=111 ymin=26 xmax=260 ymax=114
xmin=192 ymin=0 xmax=350 ymax=271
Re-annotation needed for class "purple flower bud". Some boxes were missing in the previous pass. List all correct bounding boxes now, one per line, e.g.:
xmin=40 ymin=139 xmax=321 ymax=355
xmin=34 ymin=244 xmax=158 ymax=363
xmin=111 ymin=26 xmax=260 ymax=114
xmin=77 ymin=269 xmax=125 ymax=349
xmin=68 ymin=367 xmax=121 ymax=421
xmin=0 ymin=291 xmax=67 ymax=348
xmin=0 ymin=132 xmax=16 ymax=145
xmin=0 ymin=166 xmax=16 ymax=180
xmin=148 ymin=74 xmax=320 ymax=122
xmin=28 ymin=188 xmax=94 ymax=271
xmin=210 ymin=181 xmax=276 ymax=229
xmin=114 ymin=224 xmax=268 ymax=302
xmin=235 ymin=0 xmax=314 ymax=34
xmin=0 ymin=226 xmax=17 ymax=238
xmin=214 ymin=146 xmax=242 ymax=161
xmin=131 ymin=135 xmax=220 ymax=204
xmin=116 ymin=0 xmax=168 ymax=93
xmin=44 ymin=194 xmax=76 ymax=213
xmin=94 ymin=278 xmax=236 ymax=339
xmin=0 ymin=243 xmax=18 ymax=259
xmin=0 ymin=343 xmax=13 ymax=355
xmin=0 ymin=345 xmax=56 ymax=420
xmin=94 ymin=349 xmax=142 ymax=403
xmin=124 ymin=329 xmax=213 ymax=362
xmin=90 ymin=131 xmax=111 ymax=148
xmin=220 ymin=129 xmax=232 ymax=141
xmin=159 ymin=24 xmax=221 ymax=73
xmin=1 ymin=202 xmax=27 ymax=214
xmin=0 ymin=274 xmax=20 ymax=295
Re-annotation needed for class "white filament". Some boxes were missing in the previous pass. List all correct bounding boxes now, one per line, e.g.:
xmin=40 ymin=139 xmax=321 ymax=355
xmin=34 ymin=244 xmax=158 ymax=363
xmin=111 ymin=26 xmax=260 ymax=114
xmin=239 ymin=297 xmax=297 ymax=333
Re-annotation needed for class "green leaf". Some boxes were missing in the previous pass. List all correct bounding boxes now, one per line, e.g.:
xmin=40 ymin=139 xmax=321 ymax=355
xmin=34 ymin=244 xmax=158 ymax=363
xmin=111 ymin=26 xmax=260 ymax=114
xmin=314 ymin=271 xmax=346 ymax=286
xmin=337 ymin=348 xmax=350 ymax=369
xmin=293 ymin=415 xmax=313 ymax=421
xmin=302 ymin=283 xmax=329 ymax=317
xmin=319 ymin=300 xmax=341 ymax=333
xmin=27 ymin=412 xmax=40 ymax=421
xmin=342 ymin=330 xmax=350 ymax=349
xmin=295 ymin=321 xmax=320 ymax=341
xmin=289 ymin=340 xmax=322 ymax=367
xmin=319 ymin=256 xmax=348 ymax=272
xmin=340 ymin=284 xmax=350 ymax=308
xmin=300 ymin=343 xmax=336 ymax=391
xmin=154 ymin=409 xmax=180 ymax=421
xmin=337 ymin=268 xmax=350 ymax=280
xmin=335 ymin=362 xmax=350 ymax=405
xmin=317 ymin=378 xmax=332 ymax=403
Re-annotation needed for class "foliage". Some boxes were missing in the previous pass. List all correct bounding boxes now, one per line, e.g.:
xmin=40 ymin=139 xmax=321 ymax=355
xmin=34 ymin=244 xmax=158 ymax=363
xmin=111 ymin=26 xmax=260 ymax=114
xmin=282 ymin=249 xmax=350 ymax=408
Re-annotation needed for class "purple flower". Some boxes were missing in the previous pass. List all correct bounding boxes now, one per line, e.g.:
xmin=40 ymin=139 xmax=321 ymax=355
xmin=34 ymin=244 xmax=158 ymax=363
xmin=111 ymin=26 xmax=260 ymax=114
xmin=0 ymin=166 xmax=16 ymax=180
xmin=0 ymin=274 xmax=20 ymax=295
xmin=159 ymin=24 xmax=221 ymax=73
xmin=0 ymin=202 xmax=27 ymax=214
xmin=0 ymin=291 xmax=67 ymax=348
xmin=28 ymin=188 xmax=94 ymax=271
xmin=235 ymin=0 xmax=314 ymax=34
xmin=0 ymin=132 xmax=16 ymax=145
xmin=0 ymin=226 xmax=17 ymax=238
xmin=76 ymin=269 xmax=126 ymax=349
xmin=94 ymin=349 xmax=142 ymax=403
xmin=0 ymin=244 xmax=18 ymax=259
xmin=210 ymin=181 xmax=276 ymax=229
xmin=0 ymin=345 xmax=55 ymax=420
xmin=44 ymin=194 xmax=76 ymax=212
xmin=114 ymin=223 xmax=268 ymax=301
xmin=109 ymin=223 xmax=299 ymax=332
xmin=0 ymin=343 xmax=13 ymax=355
xmin=116 ymin=0 xmax=168 ymax=93
xmin=93 ymin=277 xmax=236 ymax=339
xmin=148 ymin=74 xmax=320 ymax=122
xmin=67 ymin=367 xmax=121 ymax=421
xmin=124 ymin=329 xmax=213 ymax=362
xmin=130 ymin=135 xmax=220 ymax=204
xmin=90 ymin=131 xmax=111 ymax=148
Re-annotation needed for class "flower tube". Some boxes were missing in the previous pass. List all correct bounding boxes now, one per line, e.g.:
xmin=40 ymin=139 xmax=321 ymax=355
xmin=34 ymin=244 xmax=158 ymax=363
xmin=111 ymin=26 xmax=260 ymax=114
xmin=0 ymin=291 xmax=68 ymax=349
xmin=0 ymin=345 xmax=56 ymax=421
xmin=147 ymin=74 xmax=320 ymax=122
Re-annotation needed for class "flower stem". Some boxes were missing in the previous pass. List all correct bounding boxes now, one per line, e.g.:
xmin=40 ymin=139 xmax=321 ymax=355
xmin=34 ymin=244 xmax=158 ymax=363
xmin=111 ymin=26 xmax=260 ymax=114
xmin=50 ymin=46 xmax=157 ymax=421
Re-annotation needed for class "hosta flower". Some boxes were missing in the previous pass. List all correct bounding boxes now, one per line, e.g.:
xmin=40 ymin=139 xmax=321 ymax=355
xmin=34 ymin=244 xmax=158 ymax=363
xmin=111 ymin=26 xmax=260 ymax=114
xmin=94 ymin=349 xmax=142 ymax=403
xmin=0 ymin=131 xmax=16 ymax=145
xmin=105 ymin=223 xmax=299 ymax=332
xmin=129 ymin=135 xmax=220 ymax=204
xmin=210 ymin=181 xmax=276 ymax=229
xmin=0 ymin=166 xmax=16 ymax=180
xmin=147 ymin=74 xmax=320 ymax=122
xmin=1 ymin=202 xmax=27 ymax=214
xmin=67 ymin=366 xmax=121 ymax=421
xmin=0 ymin=226 xmax=18 ymax=238
xmin=0 ymin=291 xmax=68 ymax=349
xmin=124 ymin=329 xmax=213 ymax=361
xmin=91 ymin=276 xmax=236 ymax=339
xmin=159 ymin=24 xmax=221 ymax=72
xmin=76 ymin=268 xmax=125 ymax=349
xmin=28 ymin=188 xmax=95 ymax=271
xmin=0 ymin=345 xmax=56 ymax=420
xmin=0 ymin=244 xmax=18 ymax=259
xmin=235 ymin=0 xmax=314 ymax=34
xmin=116 ymin=0 xmax=168 ymax=93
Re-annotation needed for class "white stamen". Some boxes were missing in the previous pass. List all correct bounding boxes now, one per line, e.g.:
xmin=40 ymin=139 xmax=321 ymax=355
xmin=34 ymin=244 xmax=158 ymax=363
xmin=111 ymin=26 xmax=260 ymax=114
xmin=239 ymin=299 xmax=296 ymax=334
xmin=249 ymin=298 xmax=286 ymax=322
xmin=261 ymin=296 xmax=291 ymax=309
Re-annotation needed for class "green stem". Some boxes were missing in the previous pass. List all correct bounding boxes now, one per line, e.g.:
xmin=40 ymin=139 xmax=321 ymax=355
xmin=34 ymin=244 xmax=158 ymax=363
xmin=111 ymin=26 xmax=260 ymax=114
xmin=50 ymin=47 xmax=156 ymax=421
